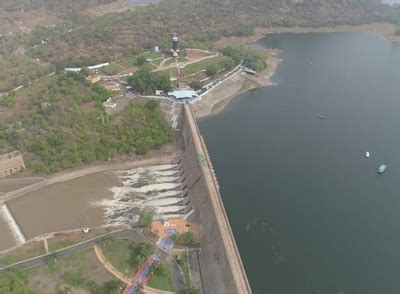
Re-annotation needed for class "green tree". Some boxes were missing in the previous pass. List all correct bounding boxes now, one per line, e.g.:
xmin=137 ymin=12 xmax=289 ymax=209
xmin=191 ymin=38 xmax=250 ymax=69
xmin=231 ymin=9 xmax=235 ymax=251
xmin=130 ymin=242 xmax=154 ymax=268
xmin=2 ymin=93 xmax=16 ymax=108
xmin=205 ymin=64 xmax=218 ymax=77
xmin=172 ymin=232 xmax=196 ymax=246
xmin=145 ymin=99 xmax=159 ymax=111
xmin=0 ymin=120 xmax=5 ymax=140
xmin=128 ymin=68 xmax=172 ymax=95
xmin=189 ymin=81 xmax=203 ymax=90
xmin=0 ymin=269 xmax=33 ymax=294
xmin=81 ymin=67 xmax=91 ymax=77
xmin=138 ymin=210 xmax=154 ymax=227
xmin=181 ymin=231 xmax=196 ymax=246
xmin=136 ymin=56 xmax=147 ymax=66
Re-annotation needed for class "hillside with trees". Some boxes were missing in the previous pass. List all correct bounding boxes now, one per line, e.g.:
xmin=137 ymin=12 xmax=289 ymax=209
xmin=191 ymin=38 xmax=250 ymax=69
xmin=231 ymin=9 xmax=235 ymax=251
xmin=0 ymin=0 xmax=399 ymax=174
xmin=0 ymin=0 xmax=398 ymax=94
xmin=0 ymin=73 xmax=173 ymax=174
xmin=3 ymin=0 xmax=398 ymax=65
xmin=0 ymin=0 xmax=116 ymax=16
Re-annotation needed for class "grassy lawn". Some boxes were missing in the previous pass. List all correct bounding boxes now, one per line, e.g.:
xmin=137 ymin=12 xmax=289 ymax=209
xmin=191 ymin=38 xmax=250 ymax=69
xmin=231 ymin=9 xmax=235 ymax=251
xmin=26 ymin=248 xmax=116 ymax=294
xmin=118 ymin=57 xmax=137 ymax=68
xmin=151 ymin=58 xmax=163 ymax=66
xmin=157 ymin=68 xmax=174 ymax=77
xmin=47 ymin=228 xmax=112 ymax=252
xmin=148 ymin=263 xmax=174 ymax=292
xmin=182 ymin=56 xmax=226 ymax=75
xmin=164 ymin=58 xmax=176 ymax=67
xmin=100 ymin=238 xmax=137 ymax=278
xmin=0 ymin=241 xmax=46 ymax=267
xmin=141 ymin=51 xmax=163 ymax=60
xmin=177 ymin=57 xmax=189 ymax=63
xmin=99 ymin=63 xmax=123 ymax=75
xmin=145 ymin=63 xmax=157 ymax=71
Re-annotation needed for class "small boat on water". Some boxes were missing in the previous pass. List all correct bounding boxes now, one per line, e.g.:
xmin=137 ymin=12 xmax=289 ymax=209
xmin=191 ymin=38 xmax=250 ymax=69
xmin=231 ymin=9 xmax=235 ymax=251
xmin=365 ymin=151 xmax=370 ymax=158
xmin=378 ymin=164 xmax=387 ymax=174
xmin=318 ymin=115 xmax=327 ymax=119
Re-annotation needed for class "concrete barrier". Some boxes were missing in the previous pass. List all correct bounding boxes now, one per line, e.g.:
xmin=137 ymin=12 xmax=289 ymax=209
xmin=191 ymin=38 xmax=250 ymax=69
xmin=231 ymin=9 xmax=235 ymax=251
xmin=0 ymin=204 xmax=26 ymax=245
xmin=181 ymin=104 xmax=252 ymax=294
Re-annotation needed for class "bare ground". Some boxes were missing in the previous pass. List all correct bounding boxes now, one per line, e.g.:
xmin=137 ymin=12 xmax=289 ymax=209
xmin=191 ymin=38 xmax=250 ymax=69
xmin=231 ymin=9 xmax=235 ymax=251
xmin=193 ymin=49 xmax=281 ymax=118
xmin=0 ymin=10 xmax=59 ymax=34
xmin=27 ymin=248 xmax=114 ymax=294
xmin=83 ymin=0 xmax=134 ymax=16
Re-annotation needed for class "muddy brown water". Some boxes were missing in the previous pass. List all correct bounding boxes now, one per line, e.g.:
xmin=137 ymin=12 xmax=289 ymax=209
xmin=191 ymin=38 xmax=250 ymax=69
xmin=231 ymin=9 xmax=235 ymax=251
xmin=0 ymin=183 xmax=37 ymax=194
xmin=7 ymin=172 xmax=120 ymax=240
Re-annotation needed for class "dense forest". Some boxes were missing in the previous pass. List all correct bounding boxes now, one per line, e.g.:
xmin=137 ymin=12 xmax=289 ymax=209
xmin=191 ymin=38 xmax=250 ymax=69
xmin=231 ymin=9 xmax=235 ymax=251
xmin=0 ymin=73 xmax=173 ymax=174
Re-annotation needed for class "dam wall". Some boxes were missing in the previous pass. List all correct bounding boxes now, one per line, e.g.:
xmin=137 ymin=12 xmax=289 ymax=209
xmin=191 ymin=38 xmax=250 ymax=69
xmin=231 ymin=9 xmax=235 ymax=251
xmin=181 ymin=104 xmax=252 ymax=294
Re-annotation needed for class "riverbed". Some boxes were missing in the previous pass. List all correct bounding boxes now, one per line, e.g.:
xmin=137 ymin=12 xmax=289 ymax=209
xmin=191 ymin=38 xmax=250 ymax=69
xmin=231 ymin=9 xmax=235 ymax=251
xmin=199 ymin=32 xmax=400 ymax=294
xmin=8 ymin=172 xmax=119 ymax=239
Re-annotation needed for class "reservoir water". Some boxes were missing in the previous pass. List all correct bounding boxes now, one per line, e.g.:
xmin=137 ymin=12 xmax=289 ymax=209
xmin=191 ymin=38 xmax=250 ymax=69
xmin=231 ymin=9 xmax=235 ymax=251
xmin=199 ymin=32 xmax=400 ymax=294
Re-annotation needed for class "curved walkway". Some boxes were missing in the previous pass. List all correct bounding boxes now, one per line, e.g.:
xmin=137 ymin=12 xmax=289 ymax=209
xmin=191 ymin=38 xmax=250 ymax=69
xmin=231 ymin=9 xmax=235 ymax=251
xmin=94 ymin=245 xmax=130 ymax=284
xmin=0 ymin=229 xmax=187 ymax=294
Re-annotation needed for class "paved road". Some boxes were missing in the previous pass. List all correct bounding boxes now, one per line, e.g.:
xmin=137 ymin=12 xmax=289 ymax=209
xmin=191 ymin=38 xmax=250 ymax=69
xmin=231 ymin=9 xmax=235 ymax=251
xmin=0 ymin=229 xmax=187 ymax=294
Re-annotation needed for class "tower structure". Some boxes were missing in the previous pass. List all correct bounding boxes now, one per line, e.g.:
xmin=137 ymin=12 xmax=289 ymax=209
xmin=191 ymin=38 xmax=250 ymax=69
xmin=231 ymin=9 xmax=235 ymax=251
xmin=170 ymin=33 xmax=180 ymax=57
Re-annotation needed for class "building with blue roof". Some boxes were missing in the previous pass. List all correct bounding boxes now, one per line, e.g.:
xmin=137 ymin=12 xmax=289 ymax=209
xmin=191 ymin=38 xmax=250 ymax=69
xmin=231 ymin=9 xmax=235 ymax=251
xmin=167 ymin=90 xmax=198 ymax=100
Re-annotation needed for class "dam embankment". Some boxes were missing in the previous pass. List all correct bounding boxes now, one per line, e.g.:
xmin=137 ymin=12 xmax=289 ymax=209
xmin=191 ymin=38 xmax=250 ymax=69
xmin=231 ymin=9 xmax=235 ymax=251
xmin=181 ymin=103 xmax=252 ymax=294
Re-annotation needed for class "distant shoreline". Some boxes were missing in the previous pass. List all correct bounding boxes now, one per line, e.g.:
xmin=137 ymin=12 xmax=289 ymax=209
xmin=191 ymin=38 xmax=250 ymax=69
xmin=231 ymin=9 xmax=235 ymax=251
xmin=214 ymin=22 xmax=400 ymax=48
xmin=193 ymin=22 xmax=400 ymax=119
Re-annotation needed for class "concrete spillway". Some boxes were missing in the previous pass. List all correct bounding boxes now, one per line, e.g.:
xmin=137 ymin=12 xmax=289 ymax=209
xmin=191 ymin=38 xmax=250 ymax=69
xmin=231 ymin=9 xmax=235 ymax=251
xmin=94 ymin=164 xmax=189 ymax=225
xmin=0 ymin=204 xmax=26 ymax=245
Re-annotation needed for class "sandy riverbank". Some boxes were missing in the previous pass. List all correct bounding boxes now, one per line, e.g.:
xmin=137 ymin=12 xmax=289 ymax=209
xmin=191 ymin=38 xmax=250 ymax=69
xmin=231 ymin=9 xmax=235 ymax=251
xmin=193 ymin=49 xmax=281 ymax=118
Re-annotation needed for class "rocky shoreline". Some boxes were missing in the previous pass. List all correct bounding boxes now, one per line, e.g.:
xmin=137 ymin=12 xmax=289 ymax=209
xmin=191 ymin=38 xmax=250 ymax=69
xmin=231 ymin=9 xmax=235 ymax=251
xmin=193 ymin=49 xmax=282 ymax=118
